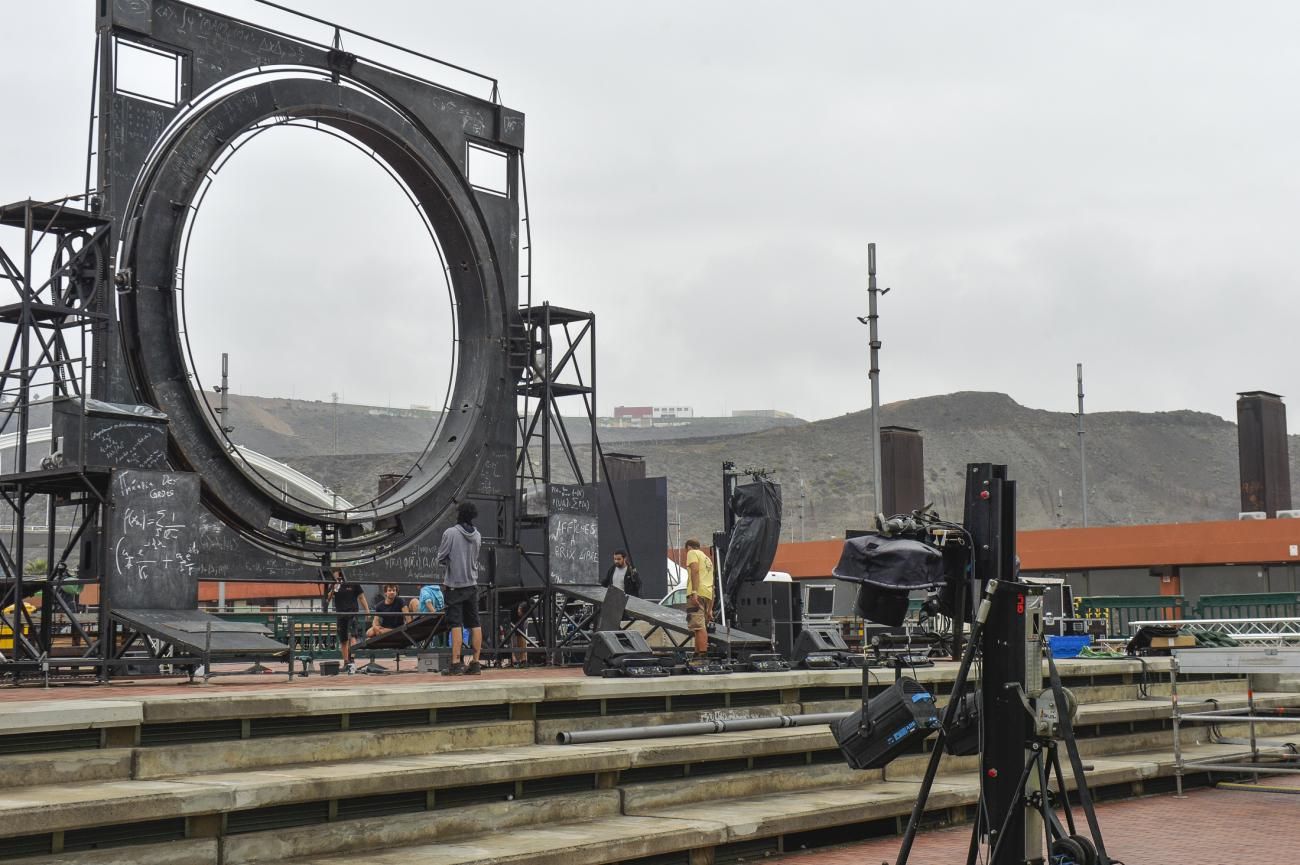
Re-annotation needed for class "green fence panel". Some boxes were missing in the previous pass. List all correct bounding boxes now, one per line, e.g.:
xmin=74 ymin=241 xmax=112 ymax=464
xmin=1194 ymin=592 xmax=1300 ymax=620
xmin=1075 ymin=595 xmax=1187 ymax=636
xmin=277 ymin=613 xmax=344 ymax=660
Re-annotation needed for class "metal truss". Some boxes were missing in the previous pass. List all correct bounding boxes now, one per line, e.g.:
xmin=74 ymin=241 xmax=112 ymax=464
xmin=1130 ymin=617 xmax=1300 ymax=645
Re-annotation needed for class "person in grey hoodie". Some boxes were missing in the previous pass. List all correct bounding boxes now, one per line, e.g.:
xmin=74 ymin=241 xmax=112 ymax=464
xmin=438 ymin=500 xmax=483 ymax=675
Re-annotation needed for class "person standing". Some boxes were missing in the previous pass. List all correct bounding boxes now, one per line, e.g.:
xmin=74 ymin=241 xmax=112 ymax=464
xmin=438 ymin=501 xmax=483 ymax=675
xmin=600 ymin=549 xmax=641 ymax=598
xmin=326 ymin=569 xmax=369 ymax=673
xmin=684 ymin=539 xmax=715 ymax=656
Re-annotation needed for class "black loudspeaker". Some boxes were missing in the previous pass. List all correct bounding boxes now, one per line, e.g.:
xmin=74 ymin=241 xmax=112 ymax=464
xmin=583 ymin=629 xmax=666 ymax=678
xmin=735 ymin=581 xmax=801 ymax=658
xmin=792 ymin=625 xmax=850 ymax=668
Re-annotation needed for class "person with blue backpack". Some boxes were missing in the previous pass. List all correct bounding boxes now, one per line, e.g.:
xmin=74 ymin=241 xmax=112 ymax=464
xmin=407 ymin=583 xmax=445 ymax=615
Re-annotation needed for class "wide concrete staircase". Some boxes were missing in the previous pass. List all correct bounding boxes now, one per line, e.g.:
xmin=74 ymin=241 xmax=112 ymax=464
xmin=1 ymin=659 xmax=1297 ymax=865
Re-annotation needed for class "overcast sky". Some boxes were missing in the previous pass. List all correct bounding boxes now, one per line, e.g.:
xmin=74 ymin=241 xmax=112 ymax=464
xmin=3 ymin=1 xmax=1298 ymax=422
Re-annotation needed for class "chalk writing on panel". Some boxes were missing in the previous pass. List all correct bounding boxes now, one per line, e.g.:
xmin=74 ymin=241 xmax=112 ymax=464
xmin=109 ymin=469 xmax=201 ymax=609
xmin=548 ymin=483 xmax=600 ymax=584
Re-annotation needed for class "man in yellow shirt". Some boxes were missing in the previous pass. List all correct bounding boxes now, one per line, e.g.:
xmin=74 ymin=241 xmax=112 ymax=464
xmin=684 ymin=539 xmax=715 ymax=655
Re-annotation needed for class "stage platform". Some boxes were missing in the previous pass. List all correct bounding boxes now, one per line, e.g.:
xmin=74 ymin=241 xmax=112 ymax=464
xmin=0 ymin=658 xmax=1297 ymax=865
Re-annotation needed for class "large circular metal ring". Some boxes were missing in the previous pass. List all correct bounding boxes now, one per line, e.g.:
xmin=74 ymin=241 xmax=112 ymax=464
xmin=118 ymin=75 xmax=510 ymax=558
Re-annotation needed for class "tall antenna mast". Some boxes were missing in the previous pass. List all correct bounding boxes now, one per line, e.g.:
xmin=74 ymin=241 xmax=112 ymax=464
xmin=858 ymin=243 xmax=890 ymax=515
xmin=1076 ymin=363 xmax=1088 ymax=527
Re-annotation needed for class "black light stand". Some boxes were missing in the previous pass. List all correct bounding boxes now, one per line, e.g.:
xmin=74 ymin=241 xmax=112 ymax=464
xmin=891 ymin=464 xmax=1110 ymax=865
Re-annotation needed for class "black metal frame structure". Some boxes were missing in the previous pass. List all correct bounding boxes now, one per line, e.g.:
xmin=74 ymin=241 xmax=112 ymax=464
xmin=98 ymin=0 xmax=522 ymax=563
xmin=0 ymin=197 xmax=116 ymax=680
xmin=0 ymin=1 xmax=631 ymax=678
xmin=506 ymin=302 xmax=601 ymax=664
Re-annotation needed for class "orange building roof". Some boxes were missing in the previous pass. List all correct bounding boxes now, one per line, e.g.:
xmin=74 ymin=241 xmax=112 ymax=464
xmin=770 ymin=519 xmax=1300 ymax=578
xmin=78 ymin=581 xmax=324 ymax=605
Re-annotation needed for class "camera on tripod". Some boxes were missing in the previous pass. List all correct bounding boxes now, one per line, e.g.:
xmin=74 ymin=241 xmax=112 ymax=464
xmin=830 ymin=506 xmax=970 ymax=628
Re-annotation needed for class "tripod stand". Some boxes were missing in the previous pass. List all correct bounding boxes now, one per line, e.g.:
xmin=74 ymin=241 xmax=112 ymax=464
xmin=894 ymin=579 xmax=1111 ymax=865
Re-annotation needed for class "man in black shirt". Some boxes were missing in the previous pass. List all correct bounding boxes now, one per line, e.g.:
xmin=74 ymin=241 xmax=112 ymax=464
xmin=368 ymin=583 xmax=408 ymax=638
xmin=326 ymin=569 xmax=369 ymax=671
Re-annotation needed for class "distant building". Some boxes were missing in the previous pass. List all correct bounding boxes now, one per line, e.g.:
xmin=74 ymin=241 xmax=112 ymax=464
xmin=732 ymin=409 xmax=795 ymax=419
xmin=614 ymin=405 xmax=694 ymax=420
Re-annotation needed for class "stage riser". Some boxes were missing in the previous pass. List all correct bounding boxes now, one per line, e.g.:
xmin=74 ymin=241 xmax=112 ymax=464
xmin=0 ymin=663 xmax=1294 ymax=865
xmin=0 ymin=765 xmax=1257 ymax=865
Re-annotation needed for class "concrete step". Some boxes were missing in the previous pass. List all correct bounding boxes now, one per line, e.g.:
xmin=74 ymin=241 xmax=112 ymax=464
xmin=6 ymin=687 xmax=1293 ymax=833
xmin=0 ymin=743 xmax=630 ymax=839
xmin=4 ymin=735 xmax=1278 ymax=865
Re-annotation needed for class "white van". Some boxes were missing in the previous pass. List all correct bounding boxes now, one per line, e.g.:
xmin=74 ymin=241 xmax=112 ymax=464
xmin=658 ymin=570 xmax=792 ymax=608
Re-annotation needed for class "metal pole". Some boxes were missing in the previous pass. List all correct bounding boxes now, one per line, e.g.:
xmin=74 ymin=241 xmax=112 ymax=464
xmin=1076 ymin=363 xmax=1087 ymax=528
xmin=796 ymin=469 xmax=806 ymax=542
xmin=1172 ymin=655 xmax=1185 ymax=797
xmin=866 ymin=244 xmax=884 ymax=515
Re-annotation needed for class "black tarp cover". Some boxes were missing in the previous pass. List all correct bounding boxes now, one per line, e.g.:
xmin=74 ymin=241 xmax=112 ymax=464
xmin=832 ymin=535 xmax=946 ymax=626
xmin=722 ymin=480 xmax=782 ymax=618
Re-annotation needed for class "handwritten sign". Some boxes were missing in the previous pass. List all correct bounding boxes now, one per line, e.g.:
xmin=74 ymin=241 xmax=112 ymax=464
xmin=549 ymin=483 xmax=596 ymax=517
xmin=548 ymin=484 xmax=599 ymax=585
xmin=109 ymin=469 xmax=200 ymax=609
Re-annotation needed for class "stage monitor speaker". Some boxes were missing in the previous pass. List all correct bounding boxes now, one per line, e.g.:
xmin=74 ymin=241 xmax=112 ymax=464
xmin=792 ymin=625 xmax=849 ymax=667
xmin=583 ymin=629 xmax=665 ymax=678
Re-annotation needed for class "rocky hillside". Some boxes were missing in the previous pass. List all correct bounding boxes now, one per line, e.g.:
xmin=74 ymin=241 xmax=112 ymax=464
xmin=221 ymin=391 xmax=1296 ymax=543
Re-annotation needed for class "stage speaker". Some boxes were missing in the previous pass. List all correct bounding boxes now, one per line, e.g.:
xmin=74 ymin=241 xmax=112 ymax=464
xmin=736 ymin=581 xmax=801 ymax=658
xmin=583 ymin=629 xmax=666 ymax=678
xmin=792 ymin=625 xmax=849 ymax=667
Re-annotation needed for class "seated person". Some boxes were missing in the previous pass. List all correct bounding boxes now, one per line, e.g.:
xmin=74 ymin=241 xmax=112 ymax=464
xmin=367 ymin=583 xmax=408 ymax=638
xmin=406 ymin=583 xmax=446 ymax=615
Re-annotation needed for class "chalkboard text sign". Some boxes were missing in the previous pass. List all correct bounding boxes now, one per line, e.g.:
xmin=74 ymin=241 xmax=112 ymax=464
xmin=548 ymin=483 xmax=599 ymax=585
xmin=109 ymin=469 xmax=201 ymax=609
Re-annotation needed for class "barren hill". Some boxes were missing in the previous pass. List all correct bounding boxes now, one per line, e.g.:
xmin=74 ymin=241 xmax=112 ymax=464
xmin=224 ymin=391 xmax=1296 ymax=543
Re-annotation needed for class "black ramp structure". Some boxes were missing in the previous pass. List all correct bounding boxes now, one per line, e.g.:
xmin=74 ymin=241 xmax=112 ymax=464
xmin=558 ymin=585 xmax=769 ymax=653
xmin=112 ymin=608 xmax=285 ymax=657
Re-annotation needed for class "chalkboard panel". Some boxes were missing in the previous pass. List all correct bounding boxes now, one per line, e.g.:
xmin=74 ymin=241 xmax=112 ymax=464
xmin=548 ymin=483 xmax=599 ymax=585
xmin=192 ymin=512 xmax=319 ymax=583
xmin=53 ymin=398 xmax=169 ymax=470
xmin=109 ymin=469 xmax=201 ymax=609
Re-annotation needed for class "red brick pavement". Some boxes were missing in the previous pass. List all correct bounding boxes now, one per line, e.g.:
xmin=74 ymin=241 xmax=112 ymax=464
xmin=0 ymin=662 xmax=584 ymax=703
xmin=770 ymin=776 xmax=1300 ymax=865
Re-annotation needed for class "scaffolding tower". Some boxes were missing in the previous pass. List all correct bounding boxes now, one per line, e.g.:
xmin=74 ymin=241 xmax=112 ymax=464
xmin=0 ymin=196 xmax=114 ymax=680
